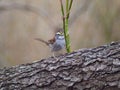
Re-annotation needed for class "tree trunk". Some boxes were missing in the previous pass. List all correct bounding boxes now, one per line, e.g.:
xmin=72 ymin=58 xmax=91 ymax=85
xmin=0 ymin=41 xmax=120 ymax=90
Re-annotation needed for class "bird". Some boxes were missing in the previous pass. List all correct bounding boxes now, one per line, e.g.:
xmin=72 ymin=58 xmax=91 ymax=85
xmin=35 ymin=30 xmax=65 ymax=57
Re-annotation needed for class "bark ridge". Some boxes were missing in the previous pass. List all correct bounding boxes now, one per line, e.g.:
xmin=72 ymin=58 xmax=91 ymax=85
xmin=0 ymin=41 xmax=120 ymax=90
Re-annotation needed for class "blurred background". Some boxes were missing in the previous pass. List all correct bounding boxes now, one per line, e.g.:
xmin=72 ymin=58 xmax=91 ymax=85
xmin=0 ymin=0 xmax=120 ymax=68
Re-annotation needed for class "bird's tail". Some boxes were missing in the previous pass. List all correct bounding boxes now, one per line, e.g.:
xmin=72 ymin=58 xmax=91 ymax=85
xmin=35 ymin=38 xmax=49 ymax=46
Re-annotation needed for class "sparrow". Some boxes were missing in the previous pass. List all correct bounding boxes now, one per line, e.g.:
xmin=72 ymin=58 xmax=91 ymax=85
xmin=35 ymin=30 xmax=65 ymax=57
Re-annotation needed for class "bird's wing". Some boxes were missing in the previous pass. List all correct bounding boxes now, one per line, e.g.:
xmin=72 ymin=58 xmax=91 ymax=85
xmin=35 ymin=38 xmax=49 ymax=46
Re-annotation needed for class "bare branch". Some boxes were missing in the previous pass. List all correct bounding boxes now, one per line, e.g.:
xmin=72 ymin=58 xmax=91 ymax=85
xmin=0 ymin=41 xmax=120 ymax=90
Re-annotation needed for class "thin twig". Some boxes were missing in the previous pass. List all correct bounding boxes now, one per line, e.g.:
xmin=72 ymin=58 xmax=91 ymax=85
xmin=59 ymin=0 xmax=65 ymax=16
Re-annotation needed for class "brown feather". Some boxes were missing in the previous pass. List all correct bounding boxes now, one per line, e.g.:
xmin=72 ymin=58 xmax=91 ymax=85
xmin=35 ymin=38 xmax=49 ymax=46
xmin=48 ymin=37 xmax=55 ymax=44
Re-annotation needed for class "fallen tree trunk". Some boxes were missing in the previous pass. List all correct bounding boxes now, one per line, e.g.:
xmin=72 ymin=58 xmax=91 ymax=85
xmin=0 ymin=41 xmax=120 ymax=90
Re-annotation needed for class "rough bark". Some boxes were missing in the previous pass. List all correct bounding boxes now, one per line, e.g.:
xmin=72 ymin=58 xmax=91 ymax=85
xmin=0 ymin=41 xmax=120 ymax=90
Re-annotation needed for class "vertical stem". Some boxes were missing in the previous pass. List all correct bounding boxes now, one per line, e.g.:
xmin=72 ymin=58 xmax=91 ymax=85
xmin=64 ymin=17 xmax=71 ymax=52
xmin=69 ymin=0 xmax=73 ymax=11
xmin=65 ymin=0 xmax=70 ymax=52
xmin=60 ymin=0 xmax=73 ymax=53
xmin=66 ymin=0 xmax=69 ymax=13
xmin=60 ymin=0 xmax=65 ymax=16
xmin=64 ymin=0 xmax=72 ymax=53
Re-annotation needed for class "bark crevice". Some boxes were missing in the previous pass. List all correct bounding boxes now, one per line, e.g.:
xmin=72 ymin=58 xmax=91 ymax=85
xmin=0 ymin=41 xmax=120 ymax=90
